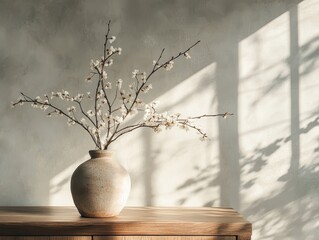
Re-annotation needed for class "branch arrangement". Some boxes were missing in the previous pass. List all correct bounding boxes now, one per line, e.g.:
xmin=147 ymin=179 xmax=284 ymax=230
xmin=12 ymin=21 xmax=233 ymax=150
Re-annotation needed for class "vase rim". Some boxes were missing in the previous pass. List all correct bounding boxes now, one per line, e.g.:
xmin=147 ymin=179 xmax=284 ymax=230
xmin=89 ymin=150 xmax=113 ymax=158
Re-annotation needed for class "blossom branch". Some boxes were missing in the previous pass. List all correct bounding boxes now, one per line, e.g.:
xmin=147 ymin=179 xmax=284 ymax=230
xmin=103 ymin=20 xmax=111 ymax=60
xmin=94 ymin=78 xmax=102 ymax=148
xmin=151 ymin=48 xmax=165 ymax=72
xmin=181 ymin=112 xmax=234 ymax=120
xmin=127 ymin=41 xmax=200 ymax=119
xmin=13 ymin=21 xmax=232 ymax=151
xmin=104 ymin=41 xmax=201 ymax=148
xmin=14 ymin=93 xmax=100 ymax=148
xmin=155 ymin=40 xmax=200 ymax=72
xmin=108 ymin=123 xmax=156 ymax=145
xmin=184 ymin=123 xmax=208 ymax=141
xmin=74 ymin=99 xmax=97 ymax=127
xmin=111 ymin=84 xmax=119 ymax=107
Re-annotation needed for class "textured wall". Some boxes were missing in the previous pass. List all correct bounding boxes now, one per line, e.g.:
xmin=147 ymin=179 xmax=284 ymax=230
xmin=1 ymin=0 xmax=319 ymax=239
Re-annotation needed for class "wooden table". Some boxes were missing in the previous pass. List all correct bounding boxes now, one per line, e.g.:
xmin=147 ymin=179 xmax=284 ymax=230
xmin=0 ymin=207 xmax=252 ymax=240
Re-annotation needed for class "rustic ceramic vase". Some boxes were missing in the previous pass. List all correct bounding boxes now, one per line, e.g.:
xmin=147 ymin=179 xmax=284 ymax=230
xmin=71 ymin=150 xmax=131 ymax=218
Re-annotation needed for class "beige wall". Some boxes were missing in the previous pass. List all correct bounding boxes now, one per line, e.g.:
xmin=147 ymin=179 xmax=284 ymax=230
xmin=1 ymin=0 xmax=319 ymax=239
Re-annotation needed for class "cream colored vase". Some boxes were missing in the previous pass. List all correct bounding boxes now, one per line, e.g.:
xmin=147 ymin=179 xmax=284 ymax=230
xmin=71 ymin=150 xmax=131 ymax=218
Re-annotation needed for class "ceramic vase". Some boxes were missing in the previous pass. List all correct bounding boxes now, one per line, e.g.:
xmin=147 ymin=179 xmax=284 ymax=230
xmin=71 ymin=150 xmax=131 ymax=217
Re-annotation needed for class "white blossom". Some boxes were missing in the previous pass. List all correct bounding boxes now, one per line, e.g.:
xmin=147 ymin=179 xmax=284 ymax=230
xmin=67 ymin=106 xmax=76 ymax=113
xmin=101 ymin=98 xmax=107 ymax=104
xmin=67 ymin=118 xmax=76 ymax=126
xmin=57 ymin=92 xmax=64 ymax=99
xmin=97 ymin=89 xmax=104 ymax=99
xmin=141 ymin=72 xmax=147 ymax=83
xmin=31 ymin=102 xmax=39 ymax=108
xmin=164 ymin=61 xmax=174 ymax=71
xmin=40 ymin=104 xmax=49 ymax=111
xmin=179 ymin=123 xmax=189 ymax=131
xmin=104 ymin=113 xmax=114 ymax=121
xmin=99 ymin=121 xmax=106 ymax=128
xmin=128 ymin=82 xmax=135 ymax=92
xmin=135 ymin=98 xmax=144 ymax=106
xmin=109 ymin=36 xmax=116 ymax=43
xmin=117 ymin=79 xmax=123 ymax=89
xmin=80 ymin=118 xmax=88 ymax=127
xmin=132 ymin=69 xmax=139 ymax=78
xmin=87 ymin=110 xmax=95 ymax=117
xmin=106 ymin=46 xmax=116 ymax=55
xmin=90 ymin=59 xmax=100 ymax=71
xmin=120 ymin=91 xmax=132 ymax=104
xmin=150 ymin=100 xmax=159 ymax=109
xmin=63 ymin=90 xmax=69 ymax=96
xmin=80 ymin=118 xmax=86 ymax=123
xmin=105 ymin=82 xmax=112 ymax=89
xmin=200 ymin=134 xmax=208 ymax=141
xmin=114 ymin=116 xmax=124 ymax=123
xmin=143 ymin=104 xmax=153 ymax=121
xmin=141 ymin=84 xmax=152 ymax=93
xmin=89 ymin=126 xmax=98 ymax=135
xmin=104 ymin=59 xmax=113 ymax=66
xmin=184 ymin=52 xmax=191 ymax=59
xmin=102 ymin=71 xmax=107 ymax=80
xmin=153 ymin=126 xmax=163 ymax=133
xmin=120 ymin=104 xmax=127 ymax=116
xmin=117 ymin=47 xmax=122 ymax=55
xmin=75 ymin=94 xmax=84 ymax=101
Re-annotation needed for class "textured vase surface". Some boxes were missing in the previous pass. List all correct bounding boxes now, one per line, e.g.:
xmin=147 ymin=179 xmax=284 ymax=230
xmin=71 ymin=150 xmax=131 ymax=218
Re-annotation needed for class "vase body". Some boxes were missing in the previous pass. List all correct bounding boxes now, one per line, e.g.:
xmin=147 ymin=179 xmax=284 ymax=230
xmin=71 ymin=150 xmax=131 ymax=218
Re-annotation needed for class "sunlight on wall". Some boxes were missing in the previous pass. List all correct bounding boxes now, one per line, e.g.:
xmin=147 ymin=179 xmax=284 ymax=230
xmin=297 ymin=0 xmax=319 ymax=237
xmin=299 ymin=0 xmax=319 ymax=158
xmin=115 ymin=62 xmax=219 ymax=206
xmin=239 ymin=0 xmax=319 ymax=239
xmin=239 ymin=11 xmax=290 ymax=203
xmin=239 ymin=12 xmax=292 ymax=237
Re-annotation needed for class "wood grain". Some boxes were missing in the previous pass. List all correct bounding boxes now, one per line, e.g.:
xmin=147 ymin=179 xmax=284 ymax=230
xmin=238 ymin=235 xmax=252 ymax=240
xmin=94 ymin=236 xmax=236 ymax=240
xmin=0 ymin=207 xmax=251 ymax=238
xmin=0 ymin=237 xmax=90 ymax=240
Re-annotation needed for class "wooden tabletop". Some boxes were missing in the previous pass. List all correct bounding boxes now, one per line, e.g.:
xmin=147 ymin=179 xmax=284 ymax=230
xmin=0 ymin=206 xmax=252 ymax=236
